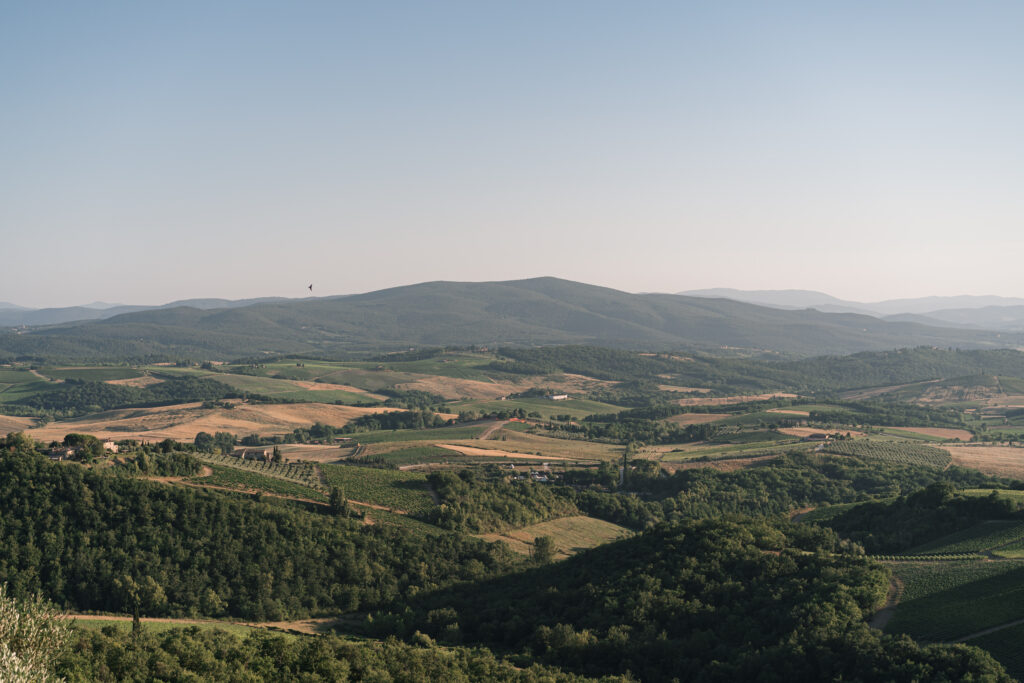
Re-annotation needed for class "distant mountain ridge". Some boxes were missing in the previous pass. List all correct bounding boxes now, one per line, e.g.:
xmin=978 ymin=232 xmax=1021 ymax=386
xmin=2 ymin=277 xmax=1022 ymax=362
xmin=0 ymin=296 xmax=300 ymax=327
xmin=680 ymin=288 xmax=1024 ymax=330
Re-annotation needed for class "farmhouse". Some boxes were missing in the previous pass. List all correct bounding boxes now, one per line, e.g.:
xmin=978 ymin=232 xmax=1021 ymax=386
xmin=232 ymin=447 xmax=272 ymax=461
xmin=546 ymin=394 xmax=569 ymax=401
xmin=102 ymin=441 xmax=119 ymax=454
xmin=48 ymin=447 xmax=76 ymax=461
xmin=802 ymin=433 xmax=831 ymax=442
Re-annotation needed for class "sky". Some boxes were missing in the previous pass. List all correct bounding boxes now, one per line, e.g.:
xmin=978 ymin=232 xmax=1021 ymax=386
xmin=3 ymin=1 xmax=1024 ymax=308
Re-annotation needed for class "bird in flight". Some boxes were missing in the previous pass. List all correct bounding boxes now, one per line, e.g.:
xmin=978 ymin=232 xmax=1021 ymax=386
xmin=308 ymin=284 xmax=313 ymax=293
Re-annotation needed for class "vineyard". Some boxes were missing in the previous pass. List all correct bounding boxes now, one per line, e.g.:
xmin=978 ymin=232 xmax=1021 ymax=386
xmin=822 ymin=439 xmax=952 ymax=468
xmin=886 ymin=560 xmax=1024 ymax=640
xmin=320 ymin=463 xmax=436 ymax=514
xmin=970 ymin=621 xmax=1024 ymax=680
xmin=872 ymin=553 xmax=981 ymax=561
xmin=193 ymin=453 xmax=324 ymax=491
xmin=192 ymin=464 xmax=328 ymax=502
xmin=908 ymin=520 xmax=1024 ymax=555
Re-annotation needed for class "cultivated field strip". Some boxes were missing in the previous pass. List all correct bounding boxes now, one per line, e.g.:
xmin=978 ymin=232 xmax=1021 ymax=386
xmin=319 ymin=463 xmax=436 ymax=514
xmin=823 ymin=440 xmax=952 ymax=468
xmin=193 ymin=453 xmax=325 ymax=491
xmin=908 ymin=520 xmax=1024 ymax=555
xmin=196 ymin=465 xmax=328 ymax=502
xmin=886 ymin=561 xmax=1024 ymax=641
xmin=969 ymin=621 xmax=1024 ymax=679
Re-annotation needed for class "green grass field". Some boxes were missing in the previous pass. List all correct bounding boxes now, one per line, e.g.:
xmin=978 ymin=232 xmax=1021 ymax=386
xmin=660 ymin=439 xmax=806 ymax=462
xmin=447 ymin=397 xmax=623 ymax=420
xmin=872 ymin=427 xmax=948 ymax=443
xmin=352 ymin=354 xmax=502 ymax=381
xmin=361 ymin=445 xmax=470 ymax=467
xmin=222 ymin=353 xmax=503 ymax=387
xmin=362 ymin=508 xmax=448 ymax=536
xmin=72 ymin=617 xmax=275 ymax=639
xmin=39 ymin=367 xmax=142 ymax=382
xmin=0 ymin=379 xmax=59 ymax=403
xmin=886 ymin=560 xmax=1024 ymax=640
xmin=477 ymin=515 xmax=632 ymax=559
xmin=707 ymin=429 xmax=792 ymax=444
xmin=0 ymin=368 xmax=39 ymax=383
xmin=716 ymin=411 xmax=782 ymax=427
xmin=320 ymin=464 xmax=436 ymax=513
xmin=798 ymin=501 xmax=884 ymax=524
xmin=962 ymin=489 xmax=1024 ymax=503
xmin=206 ymin=373 xmax=379 ymax=404
xmin=350 ymin=424 xmax=485 ymax=444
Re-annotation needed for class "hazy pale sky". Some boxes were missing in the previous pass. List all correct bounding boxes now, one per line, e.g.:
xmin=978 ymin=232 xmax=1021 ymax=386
xmin=3 ymin=1 xmax=1024 ymax=307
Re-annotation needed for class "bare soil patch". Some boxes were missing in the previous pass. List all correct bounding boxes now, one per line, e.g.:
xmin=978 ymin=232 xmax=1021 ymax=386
xmin=276 ymin=444 xmax=354 ymax=463
xmin=106 ymin=375 xmax=164 ymax=388
xmin=943 ymin=445 xmax=1024 ymax=480
xmin=766 ymin=408 xmax=810 ymax=416
xmin=27 ymin=402 xmax=396 ymax=442
xmin=663 ymin=413 xmax=726 ymax=426
xmin=677 ymin=393 xmax=798 ymax=407
xmin=435 ymin=443 xmax=569 ymax=461
xmin=869 ymin=577 xmax=903 ymax=631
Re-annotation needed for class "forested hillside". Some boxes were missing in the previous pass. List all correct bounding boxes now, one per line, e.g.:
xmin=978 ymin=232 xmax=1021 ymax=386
xmin=390 ymin=518 xmax=1008 ymax=681
xmin=0 ymin=449 xmax=512 ymax=621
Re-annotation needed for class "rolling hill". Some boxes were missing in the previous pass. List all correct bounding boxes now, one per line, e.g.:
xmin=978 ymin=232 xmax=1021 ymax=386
xmin=2 ymin=278 xmax=1022 ymax=361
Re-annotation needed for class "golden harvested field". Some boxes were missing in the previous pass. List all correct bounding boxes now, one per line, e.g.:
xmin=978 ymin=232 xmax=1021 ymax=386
xmin=664 ymin=413 xmax=726 ymax=426
xmin=0 ymin=414 xmax=36 ymax=434
xmin=435 ymin=444 xmax=569 ymax=461
xmin=766 ymin=408 xmax=810 ymax=416
xmin=943 ymin=445 xmax=1024 ymax=480
xmin=677 ymin=393 xmax=798 ymax=407
xmin=395 ymin=376 xmax=523 ymax=400
xmin=884 ymin=426 xmax=974 ymax=441
xmin=476 ymin=516 xmax=632 ymax=559
xmin=26 ymin=402 xmax=397 ymax=442
xmin=105 ymin=375 xmax=164 ymax=388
